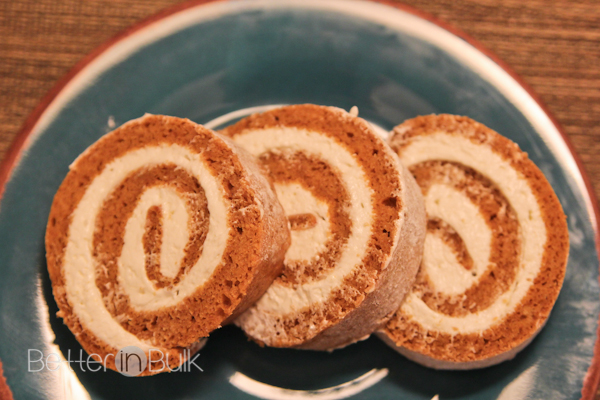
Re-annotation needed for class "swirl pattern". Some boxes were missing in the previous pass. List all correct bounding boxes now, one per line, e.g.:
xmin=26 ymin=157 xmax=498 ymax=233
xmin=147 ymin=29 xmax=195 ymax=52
xmin=223 ymin=105 xmax=426 ymax=350
xmin=46 ymin=115 xmax=289 ymax=374
xmin=380 ymin=115 xmax=569 ymax=369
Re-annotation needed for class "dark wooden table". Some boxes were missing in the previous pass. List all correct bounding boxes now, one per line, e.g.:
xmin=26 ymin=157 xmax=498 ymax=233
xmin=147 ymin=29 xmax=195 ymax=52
xmin=1 ymin=0 xmax=599 ymax=398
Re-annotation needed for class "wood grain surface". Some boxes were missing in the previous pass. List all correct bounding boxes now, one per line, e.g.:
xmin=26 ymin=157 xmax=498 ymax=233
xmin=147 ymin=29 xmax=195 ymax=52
xmin=0 ymin=0 xmax=599 ymax=398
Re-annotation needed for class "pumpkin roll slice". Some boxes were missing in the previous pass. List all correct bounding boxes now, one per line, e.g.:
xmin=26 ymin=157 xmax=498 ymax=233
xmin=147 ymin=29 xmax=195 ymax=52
xmin=380 ymin=114 xmax=569 ymax=369
xmin=45 ymin=115 xmax=290 ymax=375
xmin=221 ymin=104 xmax=426 ymax=350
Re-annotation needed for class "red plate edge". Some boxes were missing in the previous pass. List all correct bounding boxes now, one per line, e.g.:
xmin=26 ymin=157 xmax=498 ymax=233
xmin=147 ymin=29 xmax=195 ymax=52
xmin=0 ymin=359 xmax=14 ymax=400
xmin=0 ymin=0 xmax=598 ymax=399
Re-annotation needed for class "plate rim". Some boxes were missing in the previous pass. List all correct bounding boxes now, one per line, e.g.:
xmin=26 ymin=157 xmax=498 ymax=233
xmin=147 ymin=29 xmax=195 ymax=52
xmin=0 ymin=0 xmax=598 ymax=398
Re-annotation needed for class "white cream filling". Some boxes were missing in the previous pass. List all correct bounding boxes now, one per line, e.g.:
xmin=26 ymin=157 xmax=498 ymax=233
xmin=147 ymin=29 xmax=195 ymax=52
xmin=233 ymin=128 xmax=374 ymax=314
xmin=63 ymin=144 xmax=230 ymax=350
xmin=274 ymin=182 xmax=331 ymax=262
xmin=423 ymin=184 xmax=491 ymax=295
xmin=423 ymin=236 xmax=475 ymax=296
xmin=123 ymin=185 xmax=189 ymax=281
xmin=399 ymin=133 xmax=545 ymax=334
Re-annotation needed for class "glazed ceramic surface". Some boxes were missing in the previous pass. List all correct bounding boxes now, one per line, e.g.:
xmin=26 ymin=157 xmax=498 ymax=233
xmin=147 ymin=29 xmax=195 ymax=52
xmin=0 ymin=1 xmax=598 ymax=399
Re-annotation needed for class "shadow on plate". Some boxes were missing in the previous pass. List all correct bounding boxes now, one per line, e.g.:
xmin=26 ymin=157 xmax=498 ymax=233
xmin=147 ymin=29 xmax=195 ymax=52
xmin=40 ymin=247 xmax=531 ymax=399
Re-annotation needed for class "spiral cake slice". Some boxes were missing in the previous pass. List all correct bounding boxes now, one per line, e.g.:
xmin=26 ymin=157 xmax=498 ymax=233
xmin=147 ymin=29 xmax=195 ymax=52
xmin=45 ymin=115 xmax=290 ymax=375
xmin=379 ymin=114 xmax=569 ymax=369
xmin=221 ymin=104 xmax=426 ymax=350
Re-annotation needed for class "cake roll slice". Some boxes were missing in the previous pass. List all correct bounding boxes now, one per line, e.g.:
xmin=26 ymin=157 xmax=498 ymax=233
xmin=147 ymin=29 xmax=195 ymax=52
xmin=45 ymin=115 xmax=290 ymax=375
xmin=379 ymin=114 xmax=569 ymax=369
xmin=221 ymin=104 xmax=426 ymax=350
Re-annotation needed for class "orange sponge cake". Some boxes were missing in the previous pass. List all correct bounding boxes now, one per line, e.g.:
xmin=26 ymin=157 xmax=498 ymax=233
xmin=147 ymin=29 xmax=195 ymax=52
xmin=45 ymin=115 xmax=290 ymax=374
xmin=222 ymin=104 xmax=426 ymax=350
xmin=379 ymin=115 xmax=569 ymax=369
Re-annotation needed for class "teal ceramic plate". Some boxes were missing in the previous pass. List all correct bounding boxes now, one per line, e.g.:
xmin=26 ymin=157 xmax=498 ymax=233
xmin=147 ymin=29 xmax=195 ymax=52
xmin=1 ymin=1 xmax=599 ymax=399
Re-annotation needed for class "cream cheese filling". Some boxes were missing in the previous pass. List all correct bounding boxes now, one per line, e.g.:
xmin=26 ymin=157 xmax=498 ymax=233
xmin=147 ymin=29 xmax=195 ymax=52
xmin=233 ymin=128 xmax=374 ymax=315
xmin=274 ymin=182 xmax=331 ymax=263
xmin=423 ymin=184 xmax=491 ymax=295
xmin=122 ymin=185 xmax=189 ymax=281
xmin=63 ymin=144 xmax=230 ymax=350
xmin=399 ymin=132 xmax=545 ymax=334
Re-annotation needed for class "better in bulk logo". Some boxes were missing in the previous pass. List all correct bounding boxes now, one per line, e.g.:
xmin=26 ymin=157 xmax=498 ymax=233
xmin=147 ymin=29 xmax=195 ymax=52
xmin=115 ymin=346 xmax=147 ymax=377
xmin=28 ymin=346 xmax=202 ymax=376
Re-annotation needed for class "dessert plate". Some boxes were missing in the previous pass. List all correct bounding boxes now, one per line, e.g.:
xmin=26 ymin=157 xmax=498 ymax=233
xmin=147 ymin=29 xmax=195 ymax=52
xmin=0 ymin=1 xmax=598 ymax=399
